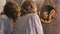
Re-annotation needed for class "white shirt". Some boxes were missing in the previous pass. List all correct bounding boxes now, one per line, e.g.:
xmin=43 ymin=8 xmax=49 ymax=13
xmin=14 ymin=13 xmax=43 ymax=34
xmin=0 ymin=15 xmax=4 ymax=34
xmin=0 ymin=15 xmax=12 ymax=34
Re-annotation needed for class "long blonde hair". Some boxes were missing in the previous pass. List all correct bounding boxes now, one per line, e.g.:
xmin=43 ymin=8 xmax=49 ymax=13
xmin=20 ymin=0 xmax=37 ymax=16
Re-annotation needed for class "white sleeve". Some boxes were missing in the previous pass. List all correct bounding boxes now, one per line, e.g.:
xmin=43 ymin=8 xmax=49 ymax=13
xmin=31 ymin=15 xmax=44 ymax=34
xmin=0 ymin=15 xmax=12 ymax=34
xmin=0 ymin=18 xmax=4 ymax=33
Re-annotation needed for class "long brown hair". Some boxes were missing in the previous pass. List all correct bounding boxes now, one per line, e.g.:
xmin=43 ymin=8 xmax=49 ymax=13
xmin=4 ymin=1 xmax=20 ymax=21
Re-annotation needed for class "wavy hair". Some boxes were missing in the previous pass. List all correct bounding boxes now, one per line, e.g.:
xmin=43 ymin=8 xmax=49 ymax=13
xmin=20 ymin=0 xmax=37 ymax=16
xmin=4 ymin=1 xmax=20 ymax=21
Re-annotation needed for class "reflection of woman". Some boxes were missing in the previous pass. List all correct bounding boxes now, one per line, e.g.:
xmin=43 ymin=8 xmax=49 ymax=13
xmin=43 ymin=11 xmax=49 ymax=21
xmin=14 ymin=0 xmax=43 ymax=34
xmin=43 ymin=11 xmax=48 ymax=20
xmin=40 ymin=5 xmax=54 ymax=23
xmin=40 ymin=5 xmax=51 ymax=23
xmin=41 ymin=11 xmax=49 ymax=23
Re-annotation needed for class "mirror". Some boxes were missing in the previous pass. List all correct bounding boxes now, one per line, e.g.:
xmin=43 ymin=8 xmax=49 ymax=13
xmin=40 ymin=5 xmax=57 ymax=23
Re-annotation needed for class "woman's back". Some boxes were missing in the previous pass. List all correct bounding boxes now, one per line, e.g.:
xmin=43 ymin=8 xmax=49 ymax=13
xmin=14 ymin=0 xmax=43 ymax=34
xmin=0 ymin=15 xmax=12 ymax=34
xmin=14 ymin=13 xmax=43 ymax=34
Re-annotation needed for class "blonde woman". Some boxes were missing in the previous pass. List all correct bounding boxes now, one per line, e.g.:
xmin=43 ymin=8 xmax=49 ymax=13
xmin=14 ymin=0 xmax=43 ymax=34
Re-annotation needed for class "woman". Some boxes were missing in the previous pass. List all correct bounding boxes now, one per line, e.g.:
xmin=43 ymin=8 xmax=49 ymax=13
xmin=40 ymin=5 xmax=54 ymax=23
xmin=14 ymin=0 xmax=43 ymax=34
xmin=0 ymin=1 xmax=20 ymax=34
